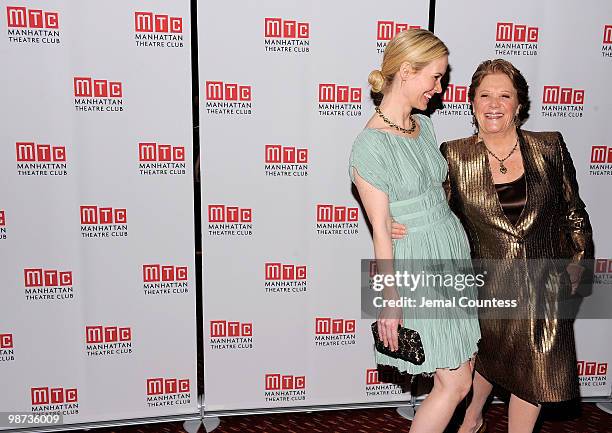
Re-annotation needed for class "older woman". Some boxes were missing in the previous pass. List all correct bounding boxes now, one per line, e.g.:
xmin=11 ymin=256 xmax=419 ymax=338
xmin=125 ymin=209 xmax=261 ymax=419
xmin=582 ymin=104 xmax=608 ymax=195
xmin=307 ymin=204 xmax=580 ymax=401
xmin=393 ymin=59 xmax=594 ymax=433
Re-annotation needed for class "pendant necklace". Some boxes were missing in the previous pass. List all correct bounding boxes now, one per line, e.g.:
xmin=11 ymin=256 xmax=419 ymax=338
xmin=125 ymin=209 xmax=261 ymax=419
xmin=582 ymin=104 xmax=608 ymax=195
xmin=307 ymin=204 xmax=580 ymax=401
xmin=483 ymin=136 xmax=519 ymax=174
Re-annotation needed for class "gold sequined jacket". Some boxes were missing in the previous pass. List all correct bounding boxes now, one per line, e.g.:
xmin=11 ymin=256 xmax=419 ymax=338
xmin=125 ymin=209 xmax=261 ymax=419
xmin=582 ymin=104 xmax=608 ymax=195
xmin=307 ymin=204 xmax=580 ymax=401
xmin=441 ymin=129 xmax=594 ymax=403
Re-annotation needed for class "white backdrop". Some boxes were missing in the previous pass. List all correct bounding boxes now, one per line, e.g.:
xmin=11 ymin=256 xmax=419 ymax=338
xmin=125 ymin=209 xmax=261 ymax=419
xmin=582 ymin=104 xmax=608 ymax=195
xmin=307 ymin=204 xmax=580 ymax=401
xmin=0 ymin=0 xmax=198 ymax=429
xmin=198 ymin=0 xmax=431 ymax=412
xmin=199 ymin=0 xmax=612 ymax=414
xmin=433 ymin=0 xmax=612 ymax=399
xmin=1 ymin=0 xmax=609 ymax=429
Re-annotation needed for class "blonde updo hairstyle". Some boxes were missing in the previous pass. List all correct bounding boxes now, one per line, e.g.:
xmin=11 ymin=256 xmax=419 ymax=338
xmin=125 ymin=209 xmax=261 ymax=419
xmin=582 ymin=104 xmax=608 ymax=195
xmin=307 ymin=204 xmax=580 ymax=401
xmin=368 ymin=29 xmax=449 ymax=96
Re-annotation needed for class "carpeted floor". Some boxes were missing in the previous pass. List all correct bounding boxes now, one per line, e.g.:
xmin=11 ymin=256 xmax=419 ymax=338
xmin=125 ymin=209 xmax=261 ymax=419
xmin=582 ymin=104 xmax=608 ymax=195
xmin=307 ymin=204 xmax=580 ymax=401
xmin=89 ymin=402 xmax=612 ymax=433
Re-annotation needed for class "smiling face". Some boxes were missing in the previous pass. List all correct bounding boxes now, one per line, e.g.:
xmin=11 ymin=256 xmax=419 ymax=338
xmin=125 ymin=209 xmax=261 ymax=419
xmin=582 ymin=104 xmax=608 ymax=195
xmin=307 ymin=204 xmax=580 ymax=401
xmin=472 ymin=72 xmax=520 ymax=137
xmin=405 ymin=55 xmax=448 ymax=111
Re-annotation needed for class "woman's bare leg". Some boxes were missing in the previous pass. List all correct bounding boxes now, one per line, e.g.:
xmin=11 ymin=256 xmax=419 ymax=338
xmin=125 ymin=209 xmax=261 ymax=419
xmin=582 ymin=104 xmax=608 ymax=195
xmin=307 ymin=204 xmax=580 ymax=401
xmin=508 ymin=394 xmax=541 ymax=433
xmin=458 ymin=371 xmax=493 ymax=433
xmin=409 ymin=362 xmax=472 ymax=433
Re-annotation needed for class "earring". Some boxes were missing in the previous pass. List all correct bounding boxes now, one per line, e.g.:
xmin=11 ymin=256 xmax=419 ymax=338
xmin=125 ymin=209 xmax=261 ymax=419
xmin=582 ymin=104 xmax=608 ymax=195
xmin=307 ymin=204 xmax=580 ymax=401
xmin=514 ymin=106 xmax=520 ymax=125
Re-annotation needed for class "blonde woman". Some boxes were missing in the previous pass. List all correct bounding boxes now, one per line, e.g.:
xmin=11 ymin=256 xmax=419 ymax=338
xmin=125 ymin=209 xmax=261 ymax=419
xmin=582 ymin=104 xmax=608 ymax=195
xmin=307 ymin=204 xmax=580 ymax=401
xmin=349 ymin=29 xmax=481 ymax=432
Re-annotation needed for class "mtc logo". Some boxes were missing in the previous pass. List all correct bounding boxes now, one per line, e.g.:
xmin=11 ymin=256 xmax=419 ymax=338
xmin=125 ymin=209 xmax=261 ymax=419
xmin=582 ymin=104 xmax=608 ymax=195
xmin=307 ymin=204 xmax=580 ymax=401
xmin=208 ymin=205 xmax=252 ymax=223
xmin=210 ymin=320 xmax=252 ymax=337
xmin=0 ymin=334 xmax=13 ymax=349
xmin=205 ymin=81 xmax=251 ymax=101
xmin=377 ymin=21 xmax=420 ymax=41
xmin=143 ymin=264 xmax=188 ymax=282
xmin=315 ymin=318 xmax=355 ymax=334
xmin=496 ymin=22 xmax=538 ymax=42
xmin=86 ymin=326 xmax=131 ymax=344
xmin=265 ymin=145 xmax=308 ymax=164
xmin=147 ymin=378 xmax=190 ymax=395
xmin=366 ymin=369 xmax=382 ymax=385
xmin=369 ymin=260 xmax=378 ymax=277
xmin=80 ymin=206 xmax=127 ymax=224
xmin=24 ymin=269 xmax=72 ymax=288
xmin=595 ymin=259 xmax=612 ymax=274
xmin=0 ymin=210 xmax=5 ymax=226
xmin=31 ymin=387 xmax=78 ymax=405
xmin=139 ymin=143 xmax=185 ymax=162
xmin=542 ymin=86 xmax=584 ymax=104
xmin=604 ymin=25 xmax=612 ymax=44
xmin=6 ymin=6 xmax=58 ymax=28
xmin=265 ymin=263 xmax=307 ymax=280
xmin=16 ymin=142 xmax=66 ymax=162
xmin=264 ymin=18 xmax=309 ymax=38
xmin=74 ymin=77 xmax=122 ymax=98
xmin=316 ymin=205 xmax=358 ymax=222
xmin=366 ymin=368 xmax=403 ymax=384
xmin=578 ymin=361 xmax=608 ymax=376
xmin=265 ymin=374 xmax=305 ymax=390
xmin=135 ymin=12 xmax=182 ymax=33
xmin=318 ymin=84 xmax=362 ymax=103
xmin=443 ymin=84 xmax=468 ymax=103
xmin=591 ymin=146 xmax=612 ymax=164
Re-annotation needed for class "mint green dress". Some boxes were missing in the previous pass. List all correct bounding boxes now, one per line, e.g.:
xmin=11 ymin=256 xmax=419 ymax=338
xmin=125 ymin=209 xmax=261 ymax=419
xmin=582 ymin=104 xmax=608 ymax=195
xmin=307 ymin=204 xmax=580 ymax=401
xmin=349 ymin=114 xmax=481 ymax=374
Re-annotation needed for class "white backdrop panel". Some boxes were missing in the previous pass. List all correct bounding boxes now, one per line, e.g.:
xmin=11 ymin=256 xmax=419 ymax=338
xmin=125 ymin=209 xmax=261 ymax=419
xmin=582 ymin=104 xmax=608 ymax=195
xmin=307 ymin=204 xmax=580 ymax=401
xmin=199 ymin=0 xmax=430 ymax=412
xmin=434 ymin=0 xmax=612 ymax=398
xmin=0 ymin=0 xmax=198 ymax=428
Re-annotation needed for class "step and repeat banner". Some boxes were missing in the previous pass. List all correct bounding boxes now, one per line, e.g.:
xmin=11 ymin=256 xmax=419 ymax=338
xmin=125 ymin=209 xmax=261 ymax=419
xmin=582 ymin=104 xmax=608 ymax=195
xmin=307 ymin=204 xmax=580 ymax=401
xmin=198 ymin=0 xmax=430 ymax=412
xmin=0 ymin=0 xmax=609 ymax=428
xmin=432 ymin=0 xmax=612 ymax=398
xmin=199 ymin=0 xmax=612 ymax=413
xmin=0 ymin=0 xmax=198 ymax=430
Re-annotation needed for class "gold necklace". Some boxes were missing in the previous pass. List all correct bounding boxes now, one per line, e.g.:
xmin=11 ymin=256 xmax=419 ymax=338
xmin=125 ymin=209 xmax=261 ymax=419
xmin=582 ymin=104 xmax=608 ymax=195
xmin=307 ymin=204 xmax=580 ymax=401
xmin=483 ymin=136 xmax=519 ymax=174
xmin=375 ymin=106 xmax=416 ymax=134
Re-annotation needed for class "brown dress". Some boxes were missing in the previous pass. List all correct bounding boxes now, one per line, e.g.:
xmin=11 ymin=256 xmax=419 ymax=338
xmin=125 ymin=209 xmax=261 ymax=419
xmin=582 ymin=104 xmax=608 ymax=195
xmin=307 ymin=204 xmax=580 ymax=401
xmin=440 ymin=130 xmax=594 ymax=404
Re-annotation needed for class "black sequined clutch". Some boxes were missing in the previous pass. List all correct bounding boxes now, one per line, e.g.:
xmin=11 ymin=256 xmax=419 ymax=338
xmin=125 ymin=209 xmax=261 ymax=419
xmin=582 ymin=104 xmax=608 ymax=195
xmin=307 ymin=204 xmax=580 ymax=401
xmin=371 ymin=322 xmax=425 ymax=365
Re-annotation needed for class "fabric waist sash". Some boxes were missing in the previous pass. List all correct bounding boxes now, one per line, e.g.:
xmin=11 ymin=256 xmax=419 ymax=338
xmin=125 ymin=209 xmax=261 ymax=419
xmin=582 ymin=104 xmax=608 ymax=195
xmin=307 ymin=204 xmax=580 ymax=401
xmin=389 ymin=188 xmax=452 ymax=232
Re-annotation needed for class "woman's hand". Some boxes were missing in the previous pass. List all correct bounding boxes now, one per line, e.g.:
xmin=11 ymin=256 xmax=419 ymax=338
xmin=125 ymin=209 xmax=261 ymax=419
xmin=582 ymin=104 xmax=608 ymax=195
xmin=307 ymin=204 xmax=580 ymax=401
xmin=566 ymin=262 xmax=585 ymax=294
xmin=391 ymin=220 xmax=408 ymax=240
xmin=377 ymin=305 xmax=402 ymax=352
